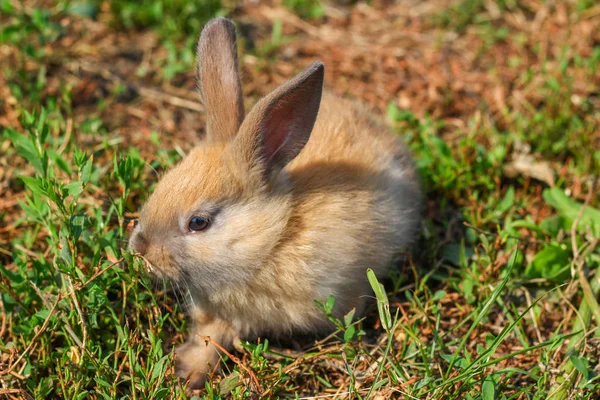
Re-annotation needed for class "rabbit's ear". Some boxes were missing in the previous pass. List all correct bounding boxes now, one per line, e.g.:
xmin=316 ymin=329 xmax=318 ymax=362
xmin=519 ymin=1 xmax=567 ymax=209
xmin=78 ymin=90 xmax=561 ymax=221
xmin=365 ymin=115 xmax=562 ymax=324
xmin=235 ymin=62 xmax=324 ymax=177
xmin=197 ymin=17 xmax=245 ymax=142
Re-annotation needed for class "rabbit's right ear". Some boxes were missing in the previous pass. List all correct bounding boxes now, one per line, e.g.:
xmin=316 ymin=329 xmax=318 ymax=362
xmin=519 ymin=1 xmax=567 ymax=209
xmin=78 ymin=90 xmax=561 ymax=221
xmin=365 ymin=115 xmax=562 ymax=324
xmin=197 ymin=18 xmax=245 ymax=142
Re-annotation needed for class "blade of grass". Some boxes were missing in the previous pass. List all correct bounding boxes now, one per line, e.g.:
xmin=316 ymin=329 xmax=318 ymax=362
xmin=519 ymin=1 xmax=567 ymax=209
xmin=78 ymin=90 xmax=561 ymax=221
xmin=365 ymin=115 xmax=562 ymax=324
xmin=434 ymin=278 xmax=567 ymax=396
xmin=443 ymin=250 xmax=518 ymax=379
xmin=365 ymin=310 xmax=400 ymax=400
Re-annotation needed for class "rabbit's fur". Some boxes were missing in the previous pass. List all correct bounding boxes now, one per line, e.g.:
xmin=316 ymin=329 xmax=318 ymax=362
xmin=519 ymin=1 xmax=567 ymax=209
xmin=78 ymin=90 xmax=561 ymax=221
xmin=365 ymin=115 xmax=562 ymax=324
xmin=130 ymin=17 xmax=421 ymax=389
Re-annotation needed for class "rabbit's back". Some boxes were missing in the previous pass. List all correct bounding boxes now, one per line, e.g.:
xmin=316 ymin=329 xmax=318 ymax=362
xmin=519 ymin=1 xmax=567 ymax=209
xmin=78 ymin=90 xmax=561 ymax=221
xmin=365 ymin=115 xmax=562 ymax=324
xmin=278 ymin=91 xmax=421 ymax=317
xmin=289 ymin=91 xmax=416 ymax=180
xmin=288 ymin=91 xmax=420 ymax=241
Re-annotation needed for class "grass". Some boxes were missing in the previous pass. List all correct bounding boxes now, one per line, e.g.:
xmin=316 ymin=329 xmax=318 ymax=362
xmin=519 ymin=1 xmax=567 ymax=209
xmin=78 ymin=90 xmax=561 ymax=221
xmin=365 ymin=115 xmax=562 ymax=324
xmin=1 ymin=0 xmax=599 ymax=399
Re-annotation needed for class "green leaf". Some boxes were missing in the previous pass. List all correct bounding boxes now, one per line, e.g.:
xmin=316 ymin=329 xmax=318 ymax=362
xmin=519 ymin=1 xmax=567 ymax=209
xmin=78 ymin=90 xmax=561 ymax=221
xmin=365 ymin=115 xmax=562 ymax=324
xmin=482 ymin=375 xmax=496 ymax=400
xmin=432 ymin=290 xmax=447 ymax=302
xmin=75 ymin=391 xmax=90 ymax=400
xmin=70 ymin=214 xmax=86 ymax=241
xmin=440 ymin=354 xmax=468 ymax=369
xmin=461 ymin=275 xmax=475 ymax=303
xmin=344 ymin=324 xmax=356 ymax=342
xmin=441 ymin=242 xmax=474 ymax=267
xmin=21 ymin=176 xmax=47 ymax=197
xmin=59 ymin=235 xmax=72 ymax=266
xmin=494 ymin=186 xmax=515 ymax=215
xmin=64 ymin=181 xmax=84 ymax=198
xmin=152 ymin=388 xmax=171 ymax=399
xmin=366 ymin=268 xmax=392 ymax=331
xmin=539 ymin=215 xmax=570 ymax=237
xmin=432 ymin=135 xmax=452 ymax=160
xmin=371 ymin=377 xmax=387 ymax=390
xmin=569 ymin=355 xmax=589 ymax=381
xmin=476 ymin=344 xmax=486 ymax=355
xmin=543 ymin=188 xmax=600 ymax=237
xmin=524 ymin=244 xmax=570 ymax=282
xmin=387 ymin=103 xmax=416 ymax=123
xmin=67 ymin=1 xmax=99 ymax=19
xmin=80 ymin=154 xmax=94 ymax=184
xmin=1 ymin=0 xmax=14 ymax=13
xmin=150 ymin=354 xmax=169 ymax=382
xmin=325 ymin=294 xmax=335 ymax=313
xmin=485 ymin=334 xmax=496 ymax=349
xmin=52 ymin=152 xmax=72 ymax=175
xmin=94 ymin=377 xmax=112 ymax=388
xmin=510 ymin=219 xmax=544 ymax=234
xmin=35 ymin=308 xmax=50 ymax=320
xmin=36 ymin=108 xmax=48 ymax=141
xmin=271 ymin=18 xmax=283 ymax=44
xmin=6 ymin=128 xmax=44 ymax=175
xmin=344 ymin=308 xmax=355 ymax=327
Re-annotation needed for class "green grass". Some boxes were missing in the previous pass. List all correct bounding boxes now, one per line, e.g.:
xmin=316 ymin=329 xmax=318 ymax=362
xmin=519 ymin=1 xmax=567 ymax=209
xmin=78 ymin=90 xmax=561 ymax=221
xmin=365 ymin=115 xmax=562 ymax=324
xmin=283 ymin=0 xmax=324 ymax=19
xmin=104 ymin=0 xmax=225 ymax=80
xmin=1 ymin=0 xmax=599 ymax=399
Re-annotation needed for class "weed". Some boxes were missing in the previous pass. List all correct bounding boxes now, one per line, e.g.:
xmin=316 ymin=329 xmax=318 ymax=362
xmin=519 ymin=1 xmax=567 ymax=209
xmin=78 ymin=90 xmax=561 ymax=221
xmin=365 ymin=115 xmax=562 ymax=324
xmin=104 ymin=0 xmax=223 ymax=40
xmin=284 ymin=0 xmax=324 ymax=20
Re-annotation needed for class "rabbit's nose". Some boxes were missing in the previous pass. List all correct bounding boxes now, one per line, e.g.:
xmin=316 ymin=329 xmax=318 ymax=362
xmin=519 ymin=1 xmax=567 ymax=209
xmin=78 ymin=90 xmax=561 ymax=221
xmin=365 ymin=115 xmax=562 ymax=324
xmin=130 ymin=230 xmax=148 ymax=255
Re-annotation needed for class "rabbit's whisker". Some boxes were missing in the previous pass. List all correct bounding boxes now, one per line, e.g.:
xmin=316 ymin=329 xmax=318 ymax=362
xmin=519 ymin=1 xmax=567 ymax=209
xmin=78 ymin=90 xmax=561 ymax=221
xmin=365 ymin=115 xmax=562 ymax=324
xmin=171 ymin=281 xmax=185 ymax=313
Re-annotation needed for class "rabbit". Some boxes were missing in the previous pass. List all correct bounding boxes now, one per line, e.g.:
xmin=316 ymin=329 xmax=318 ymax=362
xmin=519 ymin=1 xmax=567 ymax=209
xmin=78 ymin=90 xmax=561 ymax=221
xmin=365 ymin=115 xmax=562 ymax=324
xmin=129 ymin=17 xmax=421 ymax=389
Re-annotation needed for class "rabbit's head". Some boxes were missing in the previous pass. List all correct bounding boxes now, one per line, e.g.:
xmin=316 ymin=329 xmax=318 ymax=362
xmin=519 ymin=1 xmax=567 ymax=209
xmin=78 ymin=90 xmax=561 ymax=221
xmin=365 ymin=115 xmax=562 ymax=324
xmin=129 ymin=18 xmax=324 ymax=296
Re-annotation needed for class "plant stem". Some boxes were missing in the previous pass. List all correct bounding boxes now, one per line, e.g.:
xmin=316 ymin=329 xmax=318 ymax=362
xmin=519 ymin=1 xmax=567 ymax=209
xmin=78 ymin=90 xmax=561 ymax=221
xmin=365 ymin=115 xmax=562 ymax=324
xmin=548 ymin=272 xmax=600 ymax=399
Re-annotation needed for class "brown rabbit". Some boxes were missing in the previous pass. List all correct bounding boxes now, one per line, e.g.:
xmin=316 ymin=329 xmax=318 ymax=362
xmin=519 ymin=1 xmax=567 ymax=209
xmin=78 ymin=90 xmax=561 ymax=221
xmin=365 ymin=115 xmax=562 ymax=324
xmin=129 ymin=17 xmax=421 ymax=389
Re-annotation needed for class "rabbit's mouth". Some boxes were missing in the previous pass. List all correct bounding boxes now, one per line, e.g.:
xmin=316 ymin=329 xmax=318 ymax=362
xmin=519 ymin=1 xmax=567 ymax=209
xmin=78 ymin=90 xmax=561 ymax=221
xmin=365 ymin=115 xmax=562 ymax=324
xmin=133 ymin=252 xmax=164 ymax=278
xmin=135 ymin=253 xmax=154 ymax=274
xmin=132 ymin=249 xmax=183 ymax=283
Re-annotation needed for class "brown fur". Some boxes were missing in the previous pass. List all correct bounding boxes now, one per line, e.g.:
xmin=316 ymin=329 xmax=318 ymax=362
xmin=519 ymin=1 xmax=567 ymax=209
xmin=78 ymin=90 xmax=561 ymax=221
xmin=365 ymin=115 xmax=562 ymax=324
xmin=129 ymin=17 xmax=421 ymax=390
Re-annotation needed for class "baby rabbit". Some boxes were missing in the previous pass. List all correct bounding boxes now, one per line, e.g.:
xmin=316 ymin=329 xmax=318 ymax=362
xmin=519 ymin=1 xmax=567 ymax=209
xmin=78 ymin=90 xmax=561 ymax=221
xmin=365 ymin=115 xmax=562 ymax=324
xmin=129 ymin=17 xmax=421 ymax=389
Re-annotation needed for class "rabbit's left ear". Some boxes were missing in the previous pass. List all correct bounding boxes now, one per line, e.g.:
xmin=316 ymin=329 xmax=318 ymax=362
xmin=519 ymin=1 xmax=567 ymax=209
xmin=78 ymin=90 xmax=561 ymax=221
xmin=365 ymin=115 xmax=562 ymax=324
xmin=234 ymin=62 xmax=324 ymax=177
xmin=197 ymin=17 xmax=245 ymax=142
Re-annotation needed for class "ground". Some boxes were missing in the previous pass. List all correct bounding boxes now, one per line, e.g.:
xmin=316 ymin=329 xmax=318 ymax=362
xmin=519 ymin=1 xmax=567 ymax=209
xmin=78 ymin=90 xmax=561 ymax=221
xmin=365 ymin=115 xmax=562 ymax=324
xmin=0 ymin=0 xmax=599 ymax=399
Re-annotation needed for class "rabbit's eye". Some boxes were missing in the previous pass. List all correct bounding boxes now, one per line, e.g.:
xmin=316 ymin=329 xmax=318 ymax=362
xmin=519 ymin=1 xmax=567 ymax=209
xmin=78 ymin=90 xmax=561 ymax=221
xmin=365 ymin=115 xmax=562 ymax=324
xmin=188 ymin=216 xmax=210 ymax=232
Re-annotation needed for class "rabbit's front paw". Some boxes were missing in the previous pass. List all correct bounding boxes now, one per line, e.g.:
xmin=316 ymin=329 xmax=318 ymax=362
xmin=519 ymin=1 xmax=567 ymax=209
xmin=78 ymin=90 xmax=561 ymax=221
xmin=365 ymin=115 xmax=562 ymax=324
xmin=175 ymin=339 xmax=220 ymax=390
